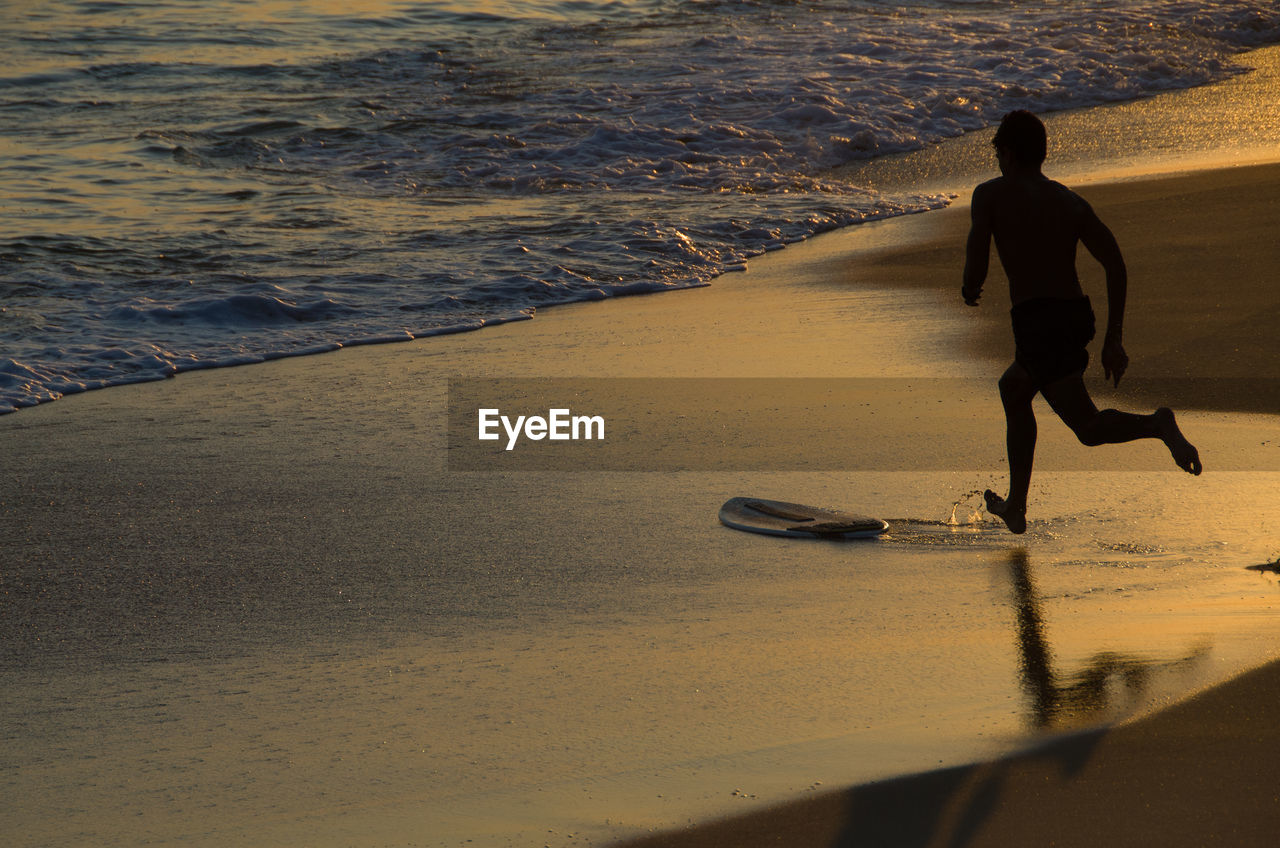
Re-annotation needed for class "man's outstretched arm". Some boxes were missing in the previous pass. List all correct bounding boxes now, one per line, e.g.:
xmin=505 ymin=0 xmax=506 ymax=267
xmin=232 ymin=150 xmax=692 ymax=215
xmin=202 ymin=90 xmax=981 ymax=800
xmin=1080 ymin=201 xmax=1129 ymax=385
xmin=962 ymin=185 xmax=993 ymax=306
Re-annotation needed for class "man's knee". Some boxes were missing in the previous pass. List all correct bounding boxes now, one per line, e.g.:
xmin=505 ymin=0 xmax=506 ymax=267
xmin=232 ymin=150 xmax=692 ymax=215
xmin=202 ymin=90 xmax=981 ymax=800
xmin=998 ymin=370 xmax=1034 ymax=407
xmin=1068 ymin=409 xmax=1124 ymax=446
xmin=1071 ymin=419 xmax=1106 ymax=447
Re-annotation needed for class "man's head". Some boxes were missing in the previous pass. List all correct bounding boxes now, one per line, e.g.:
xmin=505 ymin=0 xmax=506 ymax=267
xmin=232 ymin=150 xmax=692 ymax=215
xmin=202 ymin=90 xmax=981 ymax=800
xmin=992 ymin=110 xmax=1047 ymax=168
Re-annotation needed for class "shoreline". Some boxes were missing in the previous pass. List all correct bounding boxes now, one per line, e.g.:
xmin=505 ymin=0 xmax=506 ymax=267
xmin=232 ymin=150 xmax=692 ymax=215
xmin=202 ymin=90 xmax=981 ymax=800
xmin=8 ymin=42 xmax=1280 ymax=419
xmin=835 ymin=44 xmax=1280 ymax=197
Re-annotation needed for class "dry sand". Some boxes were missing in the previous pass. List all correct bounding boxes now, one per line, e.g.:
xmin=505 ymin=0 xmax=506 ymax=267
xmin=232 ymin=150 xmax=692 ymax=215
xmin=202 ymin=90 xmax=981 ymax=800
xmin=5 ymin=155 xmax=1280 ymax=845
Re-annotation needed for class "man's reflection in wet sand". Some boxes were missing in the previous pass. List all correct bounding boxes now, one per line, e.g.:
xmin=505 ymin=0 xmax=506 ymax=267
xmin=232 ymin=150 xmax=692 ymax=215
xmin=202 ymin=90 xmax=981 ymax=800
xmin=1006 ymin=547 xmax=1207 ymax=730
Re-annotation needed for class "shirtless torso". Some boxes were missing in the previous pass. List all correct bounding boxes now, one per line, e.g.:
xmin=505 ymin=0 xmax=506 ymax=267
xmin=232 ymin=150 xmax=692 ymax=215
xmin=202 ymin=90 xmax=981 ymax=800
xmin=963 ymin=169 xmax=1125 ymax=329
xmin=972 ymin=175 xmax=1091 ymax=304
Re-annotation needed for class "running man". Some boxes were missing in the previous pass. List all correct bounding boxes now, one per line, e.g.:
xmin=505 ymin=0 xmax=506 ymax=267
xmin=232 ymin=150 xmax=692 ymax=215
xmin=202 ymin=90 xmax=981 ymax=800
xmin=962 ymin=110 xmax=1202 ymax=534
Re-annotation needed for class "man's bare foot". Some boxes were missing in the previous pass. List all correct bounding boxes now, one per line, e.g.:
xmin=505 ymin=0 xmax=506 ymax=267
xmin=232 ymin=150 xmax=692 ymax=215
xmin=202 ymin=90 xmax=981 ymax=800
xmin=1155 ymin=407 xmax=1202 ymax=475
xmin=984 ymin=489 xmax=1027 ymax=534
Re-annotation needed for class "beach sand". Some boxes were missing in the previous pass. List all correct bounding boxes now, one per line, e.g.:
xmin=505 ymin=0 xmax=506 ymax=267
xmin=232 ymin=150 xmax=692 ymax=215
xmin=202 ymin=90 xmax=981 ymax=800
xmin=6 ymin=86 xmax=1280 ymax=848
xmin=620 ymin=650 xmax=1280 ymax=848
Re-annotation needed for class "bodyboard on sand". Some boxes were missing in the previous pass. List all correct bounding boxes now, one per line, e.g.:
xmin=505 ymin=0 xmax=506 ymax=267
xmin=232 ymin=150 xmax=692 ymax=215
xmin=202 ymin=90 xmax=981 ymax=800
xmin=719 ymin=497 xmax=889 ymax=539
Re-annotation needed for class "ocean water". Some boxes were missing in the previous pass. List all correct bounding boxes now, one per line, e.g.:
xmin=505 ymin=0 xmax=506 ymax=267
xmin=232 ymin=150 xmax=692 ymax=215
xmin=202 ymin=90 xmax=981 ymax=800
xmin=3 ymin=0 xmax=1279 ymax=413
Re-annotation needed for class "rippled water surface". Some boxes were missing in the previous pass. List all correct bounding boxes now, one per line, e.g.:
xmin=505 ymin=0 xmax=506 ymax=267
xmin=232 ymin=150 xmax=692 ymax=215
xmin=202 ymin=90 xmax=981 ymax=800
xmin=3 ymin=0 xmax=1279 ymax=411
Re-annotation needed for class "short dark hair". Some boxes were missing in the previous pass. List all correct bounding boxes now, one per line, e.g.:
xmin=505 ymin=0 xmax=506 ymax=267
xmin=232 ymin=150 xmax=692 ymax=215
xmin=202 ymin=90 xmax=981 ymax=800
xmin=992 ymin=110 xmax=1047 ymax=165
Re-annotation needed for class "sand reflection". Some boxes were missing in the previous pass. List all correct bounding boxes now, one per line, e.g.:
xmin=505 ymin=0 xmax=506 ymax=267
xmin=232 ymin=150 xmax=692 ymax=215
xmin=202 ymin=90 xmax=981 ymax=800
xmin=1006 ymin=547 xmax=1208 ymax=731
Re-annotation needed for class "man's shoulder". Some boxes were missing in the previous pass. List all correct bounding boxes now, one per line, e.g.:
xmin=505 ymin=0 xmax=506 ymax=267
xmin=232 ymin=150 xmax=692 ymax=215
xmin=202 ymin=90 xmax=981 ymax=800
xmin=973 ymin=176 xmax=1005 ymax=195
xmin=1045 ymin=180 xmax=1096 ymax=219
xmin=975 ymin=175 xmax=1090 ymax=208
xmin=1046 ymin=178 xmax=1084 ymax=198
xmin=970 ymin=177 xmax=1004 ymax=211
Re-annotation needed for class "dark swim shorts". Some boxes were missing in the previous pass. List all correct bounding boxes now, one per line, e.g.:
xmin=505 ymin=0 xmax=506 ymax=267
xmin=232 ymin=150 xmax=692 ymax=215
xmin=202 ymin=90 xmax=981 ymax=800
xmin=1010 ymin=295 xmax=1096 ymax=387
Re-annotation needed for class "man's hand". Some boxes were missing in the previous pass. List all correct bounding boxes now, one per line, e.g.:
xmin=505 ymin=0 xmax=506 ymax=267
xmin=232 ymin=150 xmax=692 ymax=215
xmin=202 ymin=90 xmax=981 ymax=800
xmin=1101 ymin=335 xmax=1128 ymax=387
xmin=962 ymin=284 xmax=982 ymax=306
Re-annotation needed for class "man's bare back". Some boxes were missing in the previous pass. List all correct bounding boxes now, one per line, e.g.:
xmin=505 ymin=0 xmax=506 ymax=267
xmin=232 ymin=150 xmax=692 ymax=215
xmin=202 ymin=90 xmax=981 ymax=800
xmin=963 ymin=132 xmax=1130 ymax=384
xmin=970 ymin=175 xmax=1096 ymax=304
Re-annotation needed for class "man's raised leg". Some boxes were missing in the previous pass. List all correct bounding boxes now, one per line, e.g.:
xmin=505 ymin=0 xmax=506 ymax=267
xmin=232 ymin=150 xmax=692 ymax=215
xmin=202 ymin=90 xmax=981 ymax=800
xmin=1041 ymin=377 xmax=1202 ymax=475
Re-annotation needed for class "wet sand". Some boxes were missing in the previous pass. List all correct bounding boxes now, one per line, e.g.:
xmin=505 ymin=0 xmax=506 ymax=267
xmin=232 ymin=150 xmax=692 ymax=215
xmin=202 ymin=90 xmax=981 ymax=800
xmin=620 ymin=651 xmax=1280 ymax=848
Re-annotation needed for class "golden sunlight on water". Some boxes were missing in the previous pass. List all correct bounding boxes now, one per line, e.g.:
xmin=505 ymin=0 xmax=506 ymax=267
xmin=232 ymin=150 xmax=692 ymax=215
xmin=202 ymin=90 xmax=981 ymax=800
xmin=838 ymin=44 xmax=1280 ymax=197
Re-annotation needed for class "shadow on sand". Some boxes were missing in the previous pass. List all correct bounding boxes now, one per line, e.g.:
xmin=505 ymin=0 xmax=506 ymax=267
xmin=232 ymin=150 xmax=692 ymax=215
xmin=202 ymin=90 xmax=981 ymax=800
xmin=615 ymin=548 xmax=1216 ymax=848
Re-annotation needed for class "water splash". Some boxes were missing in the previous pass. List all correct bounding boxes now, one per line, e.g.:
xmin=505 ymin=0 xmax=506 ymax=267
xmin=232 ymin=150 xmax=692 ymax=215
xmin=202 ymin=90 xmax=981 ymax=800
xmin=947 ymin=489 xmax=988 ymax=527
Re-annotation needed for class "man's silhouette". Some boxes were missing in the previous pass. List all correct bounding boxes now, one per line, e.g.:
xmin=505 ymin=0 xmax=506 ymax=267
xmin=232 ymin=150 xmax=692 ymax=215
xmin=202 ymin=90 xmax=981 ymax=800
xmin=962 ymin=110 xmax=1201 ymax=534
